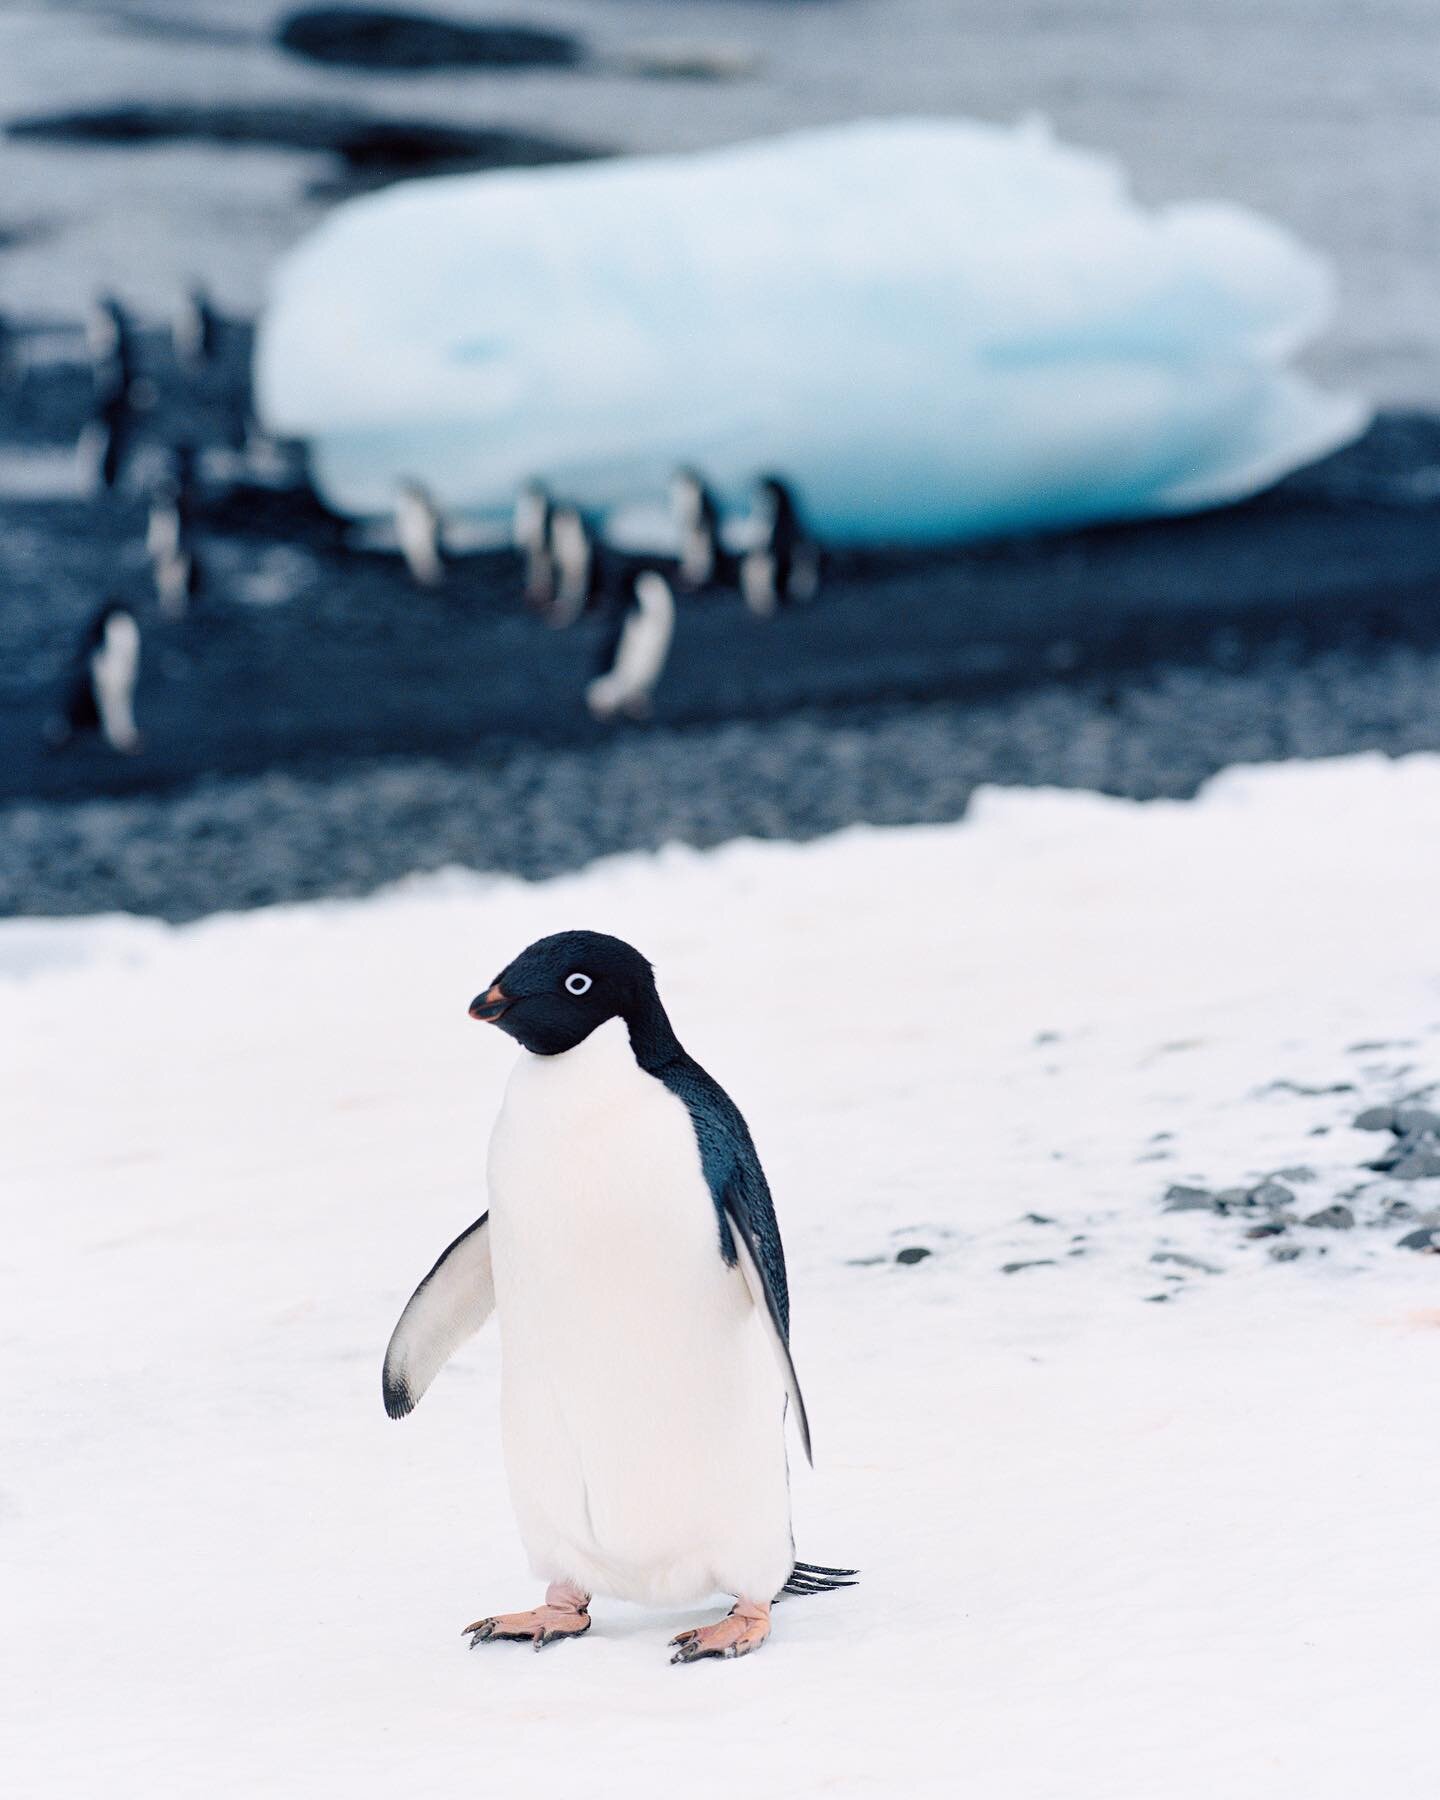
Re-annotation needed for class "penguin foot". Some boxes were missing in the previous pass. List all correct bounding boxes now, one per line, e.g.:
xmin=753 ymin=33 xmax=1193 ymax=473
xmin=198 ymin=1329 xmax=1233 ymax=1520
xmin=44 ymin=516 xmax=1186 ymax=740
xmin=463 ymin=1580 xmax=591 ymax=1652
xmin=670 ymin=1598 xmax=771 ymax=1665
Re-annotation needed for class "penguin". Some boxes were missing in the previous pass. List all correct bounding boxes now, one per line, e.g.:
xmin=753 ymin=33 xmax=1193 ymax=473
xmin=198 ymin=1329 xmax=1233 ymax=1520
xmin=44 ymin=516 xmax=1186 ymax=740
xmin=394 ymin=478 xmax=445 ymax=587
xmin=172 ymin=283 xmax=219 ymax=374
xmin=48 ymin=601 xmax=143 ymax=754
xmin=669 ymin=466 xmax=723 ymax=591
xmin=740 ymin=476 xmax=820 ymax=617
xmin=153 ymin=537 xmax=203 ymax=620
xmin=513 ymin=478 xmax=555 ymax=610
xmin=382 ymin=931 xmax=855 ymax=1664
xmin=76 ymin=389 xmax=133 ymax=495
xmin=146 ymin=460 xmax=192 ymax=568
xmin=586 ymin=568 xmax=675 ymax=721
xmin=86 ymin=292 xmax=133 ymax=404
xmin=545 ymin=504 xmax=601 ymax=627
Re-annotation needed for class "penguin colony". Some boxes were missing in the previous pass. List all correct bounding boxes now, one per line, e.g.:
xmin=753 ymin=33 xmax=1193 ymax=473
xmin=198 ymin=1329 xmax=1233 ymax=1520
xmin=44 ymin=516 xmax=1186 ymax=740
xmin=28 ymin=294 xmax=822 ymax=754
xmin=383 ymin=930 xmax=855 ymax=1662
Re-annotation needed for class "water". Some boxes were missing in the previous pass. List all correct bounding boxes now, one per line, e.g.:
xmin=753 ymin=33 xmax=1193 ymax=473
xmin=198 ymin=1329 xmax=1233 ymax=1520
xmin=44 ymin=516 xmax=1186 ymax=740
xmin=1 ymin=0 xmax=1437 ymax=404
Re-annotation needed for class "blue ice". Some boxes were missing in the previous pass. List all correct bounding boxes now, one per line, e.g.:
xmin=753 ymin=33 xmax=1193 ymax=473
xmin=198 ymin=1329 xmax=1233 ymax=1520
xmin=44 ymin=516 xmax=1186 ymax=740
xmin=254 ymin=118 xmax=1367 ymax=545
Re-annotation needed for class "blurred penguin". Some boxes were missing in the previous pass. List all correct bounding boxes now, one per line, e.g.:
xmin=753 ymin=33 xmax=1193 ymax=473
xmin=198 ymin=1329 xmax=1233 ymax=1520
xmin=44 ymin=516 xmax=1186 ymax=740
xmin=155 ymin=544 xmax=202 ymax=620
xmin=513 ymin=478 xmax=555 ymax=610
xmin=669 ymin=466 xmax=723 ymax=591
xmin=146 ymin=452 xmax=194 ymax=566
xmin=48 ymin=601 xmax=143 ymax=754
xmin=173 ymin=283 xmax=219 ymax=375
xmin=587 ymin=568 xmax=675 ymax=721
xmin=86 ymin=291 xmax=134 ymax=403
xmin=76 ymin=389 xmax=134 ymax=494
xmin=740 ymin=476 xmax=819 ymax=617
xmin=547 ymin=504 xmax=601 ymax=628
xmin=395 ymin=478 xmax=445 ymax=587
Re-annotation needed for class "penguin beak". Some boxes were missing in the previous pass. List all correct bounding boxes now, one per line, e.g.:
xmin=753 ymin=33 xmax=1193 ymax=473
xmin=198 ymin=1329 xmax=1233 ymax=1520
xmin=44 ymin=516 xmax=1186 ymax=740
xmin=468 ymin=983 xmax=512 ymax=1024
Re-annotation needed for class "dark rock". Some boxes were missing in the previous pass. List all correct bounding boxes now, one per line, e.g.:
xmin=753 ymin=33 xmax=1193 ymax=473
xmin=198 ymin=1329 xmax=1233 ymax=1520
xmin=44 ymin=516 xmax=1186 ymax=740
xmin=277 ymin=9 xmax=585 ymax=72
xmin=1249 ymin=1180 xmax=1295 ymax=1211
xmin=1393 ymin=1105 xmax=1440 ymax=1137
xmin=1397 ymin=1227 xmax=1440 ymax=1251
xmin=1022 ymin=1211 xmax=1056 ymax=1225
xmin=1303 ymin=1203 xmax=1355 ymax=1229
xmin=6 ymin=105 xmax=600 ymax=196
xmin=1163 ymin=1184 xmax=1215 ymax=1212
xmin=1150 ymin=1251 xmax=1221 ymax=1273
xmin=1388 ymin=1137 xmax=1440 ymax=1180
xmin=1245 ymin=1222 xmax=1287 ymax=1239
xmin=1269 ymin=1244 xmax=1304 ymax=1262
xmin=1000 ymin=1260 xmax=1057 ymax=1274
xmin=895 ymin=1246 xmax=931 ymax=1265
xmin=1353 ymin=1104 xmax=1396 ymax=1131
xmin=1273 ymin=1165 xmax=1316 ymax=1183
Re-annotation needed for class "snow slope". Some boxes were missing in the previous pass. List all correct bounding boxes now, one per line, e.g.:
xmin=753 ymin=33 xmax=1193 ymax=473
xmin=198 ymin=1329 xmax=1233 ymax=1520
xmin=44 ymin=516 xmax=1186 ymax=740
xmin=255 ymin=118 xmax=1365 ymax=541
xmin=4 ymin=752 xmax=1440 ymax=1798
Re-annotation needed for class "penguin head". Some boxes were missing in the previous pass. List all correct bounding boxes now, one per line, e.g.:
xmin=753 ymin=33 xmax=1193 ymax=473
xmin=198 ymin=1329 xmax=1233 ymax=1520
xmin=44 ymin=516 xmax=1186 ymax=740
xmin=469 ymin=930 xmax=656 ymax=1056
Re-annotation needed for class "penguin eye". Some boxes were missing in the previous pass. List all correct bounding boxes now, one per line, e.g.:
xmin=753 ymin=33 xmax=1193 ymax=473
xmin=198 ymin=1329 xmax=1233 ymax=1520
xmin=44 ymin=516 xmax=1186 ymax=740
xmin=564 ymin=972 xmax=592 ymax=997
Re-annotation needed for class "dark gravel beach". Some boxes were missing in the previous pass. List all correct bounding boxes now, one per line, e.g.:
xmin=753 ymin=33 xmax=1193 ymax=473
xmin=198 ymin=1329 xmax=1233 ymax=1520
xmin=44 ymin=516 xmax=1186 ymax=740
xmin=7 ymin=630 xmax=1440 ymax=921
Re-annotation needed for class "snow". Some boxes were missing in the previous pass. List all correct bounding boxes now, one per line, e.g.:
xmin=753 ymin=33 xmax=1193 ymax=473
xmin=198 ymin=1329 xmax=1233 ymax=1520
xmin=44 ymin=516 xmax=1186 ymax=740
xmin=255 ymin=118 xmax=1367 ymax=543
xmin=6 ymin=751 xmax=1440 ymax=1798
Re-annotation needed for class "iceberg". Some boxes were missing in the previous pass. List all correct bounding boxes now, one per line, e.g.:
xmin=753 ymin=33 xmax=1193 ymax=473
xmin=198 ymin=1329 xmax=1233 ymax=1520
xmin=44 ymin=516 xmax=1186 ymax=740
xmin=254 ymin=118 xmax=1367 ymax=545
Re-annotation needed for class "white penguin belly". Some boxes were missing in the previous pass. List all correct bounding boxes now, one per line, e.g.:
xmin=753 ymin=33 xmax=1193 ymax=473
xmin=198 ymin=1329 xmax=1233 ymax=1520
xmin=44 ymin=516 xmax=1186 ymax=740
xmin=487 ymin=1019 xmax=793 ymax=1607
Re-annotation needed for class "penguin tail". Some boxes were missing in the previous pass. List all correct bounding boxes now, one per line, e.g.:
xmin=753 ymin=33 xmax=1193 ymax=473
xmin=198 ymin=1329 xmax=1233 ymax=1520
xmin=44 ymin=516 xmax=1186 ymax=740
xmin=779 ymin=1560 xmax=858 ymax=1598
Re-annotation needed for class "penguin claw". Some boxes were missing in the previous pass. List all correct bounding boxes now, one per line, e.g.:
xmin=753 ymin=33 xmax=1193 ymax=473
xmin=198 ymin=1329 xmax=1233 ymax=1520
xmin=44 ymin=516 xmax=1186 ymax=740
xmin=462 ymin=1605 xmax=590 ymax=1650
xmin=669 ymin=1601 xmax=771 ymax=1664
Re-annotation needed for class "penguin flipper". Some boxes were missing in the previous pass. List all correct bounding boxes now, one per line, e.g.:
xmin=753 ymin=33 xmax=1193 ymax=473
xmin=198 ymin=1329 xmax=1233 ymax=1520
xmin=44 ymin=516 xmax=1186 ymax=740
xmin=382 ymin=1212 xmax=494 ymax=1419
xmin=725 ymin=1194 xmax=813 ymax=1468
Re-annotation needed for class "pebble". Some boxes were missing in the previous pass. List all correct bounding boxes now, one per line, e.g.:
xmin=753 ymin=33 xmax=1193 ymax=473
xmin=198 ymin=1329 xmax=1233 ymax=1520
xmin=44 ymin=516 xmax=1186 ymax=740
xmin=1388 ymin=1138 xmax=1440 ymax=1180
xmin=895 ymin=1246 xmax=932 ymax=1266
xmin=1163 ymin=1184 xmax=1216 ymax=1212
xmin=1303 ymin=1203 xmax=1355 ymax=1229
xmin=1150 ymin=1251 xmax=1221 ymax=1273
xmin=1268 ymin=1244 xmax=1304 ymax=1262
xmin=1248 ymin=1180 xmax=1296 ymax=1211
xmin=1354 ymin=1105 xmax=1396 ymax=1131
xmin=1393 ymin=1106 xmax=1440 ymax=1137
xmin=1000 ymin=1260 xmax=1057 ymax=1275
xmin=1397 ymin=1227 xmax=1440 ymax=1252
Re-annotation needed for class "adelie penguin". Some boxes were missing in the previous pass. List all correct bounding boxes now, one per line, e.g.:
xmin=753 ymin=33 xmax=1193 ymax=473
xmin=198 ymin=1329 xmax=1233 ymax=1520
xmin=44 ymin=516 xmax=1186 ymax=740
xmin=172 ymin=283 xmax=219 ymax=375
xmin=76 ymin=390 xmax=134 ymax=495
xmin=740 ymin=475 xmax=820 ymax=617
xmin=47 ymin=601 xmax=143 ymax=754
xmin=394 ymin=478 xmax=445 ymax=588
xmin=669 ymin=466 xmax=724 ymax=591
xmin=545 ymin=504 xmax=602 ymax=627
xmin=86 ymin=292 xmax=133 ymax=405
xmin=586 ymin=568 xmax=675 ymax=721
xmin=147 ymin=452 xmax=203 ymax=618
xmin=382 ymin=931 xmax=855 ymax=1663
xmin=513 ymin=478 xmax=555 ymax=611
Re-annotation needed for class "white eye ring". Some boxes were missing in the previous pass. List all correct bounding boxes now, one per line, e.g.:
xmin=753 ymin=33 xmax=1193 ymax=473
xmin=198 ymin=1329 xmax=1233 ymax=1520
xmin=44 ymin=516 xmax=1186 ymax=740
xmin=565 ymin=972 xmax=592 ymax=996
